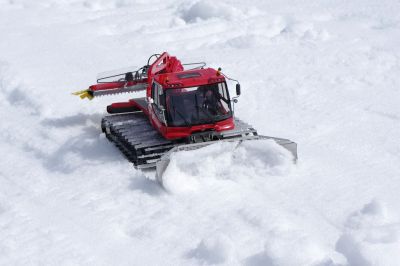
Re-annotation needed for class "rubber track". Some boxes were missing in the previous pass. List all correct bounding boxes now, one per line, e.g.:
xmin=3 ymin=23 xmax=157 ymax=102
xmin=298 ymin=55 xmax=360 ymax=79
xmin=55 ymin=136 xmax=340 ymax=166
xmin=101 ymin=112 xmax=174 ymax=168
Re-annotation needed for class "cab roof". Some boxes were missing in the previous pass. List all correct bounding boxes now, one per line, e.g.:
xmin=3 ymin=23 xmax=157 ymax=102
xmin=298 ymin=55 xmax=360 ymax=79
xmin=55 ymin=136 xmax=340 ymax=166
xmin=154 ymin=68 xmax=225 ymax=89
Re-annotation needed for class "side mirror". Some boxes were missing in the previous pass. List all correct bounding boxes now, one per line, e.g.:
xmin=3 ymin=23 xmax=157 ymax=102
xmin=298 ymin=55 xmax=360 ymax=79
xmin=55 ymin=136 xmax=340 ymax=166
xmin=236 ymin=84 xmax=241 ymax=96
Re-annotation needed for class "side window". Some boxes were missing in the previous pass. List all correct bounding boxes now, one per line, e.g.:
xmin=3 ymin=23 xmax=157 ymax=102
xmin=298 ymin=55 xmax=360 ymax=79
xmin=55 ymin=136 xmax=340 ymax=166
xmin=158 ymin=85 xmax=165 ymax=108
xmin=217 ymin=83 xmax=230 ymax=113
xmin=151 ymin=82 xmax=156 ymax=100
xmin=154 ymin=83 xmax=159 ymax=105
xmin=153 ymin=83 xmax=167 ymax=124
xmin=218 ymin=83 xmax=228 ymax=101
xmin=151 ymin=82 xmax=164 ymax=108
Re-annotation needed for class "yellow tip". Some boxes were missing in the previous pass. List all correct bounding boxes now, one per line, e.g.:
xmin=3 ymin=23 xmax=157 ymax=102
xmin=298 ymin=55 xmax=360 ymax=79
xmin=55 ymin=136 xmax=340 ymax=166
xmin=72 ymin=89 xmax=93 ymax=100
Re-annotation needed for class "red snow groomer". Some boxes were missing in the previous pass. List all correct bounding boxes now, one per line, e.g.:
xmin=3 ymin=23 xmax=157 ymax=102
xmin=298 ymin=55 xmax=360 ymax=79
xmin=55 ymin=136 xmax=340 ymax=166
xmin=73 ymin=52 xmax=297 ymax=181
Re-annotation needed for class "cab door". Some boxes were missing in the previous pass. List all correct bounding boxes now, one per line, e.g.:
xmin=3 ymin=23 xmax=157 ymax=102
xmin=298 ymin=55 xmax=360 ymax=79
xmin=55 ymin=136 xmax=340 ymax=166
xmin=150 ymin=82 xmax=167 ymax=133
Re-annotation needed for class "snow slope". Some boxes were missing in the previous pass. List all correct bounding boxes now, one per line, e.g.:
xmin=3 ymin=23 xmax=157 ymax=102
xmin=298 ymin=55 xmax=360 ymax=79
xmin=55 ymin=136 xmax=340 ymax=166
xmin=1 ymin=0 xmax=400 ymax=265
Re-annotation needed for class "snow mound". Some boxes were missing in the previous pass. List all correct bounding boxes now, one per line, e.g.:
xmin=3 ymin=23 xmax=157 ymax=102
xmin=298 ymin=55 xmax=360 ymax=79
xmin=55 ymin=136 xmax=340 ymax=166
xmin=246 ymin=230 xmax=330 ymax=266
xmin=162 ymin=139 xmax=294 ymax=194
xmin=336 ymin=200 xmax=400 ymax=266
xmin=186 ymin=233 xmax=235 ymax=264
xmin=178 ymin=0 xmax=244 ymax=23
xmin=225 ymin=17 xmax=330 ymax=49
xmin=81 ymin=0 xmax=139 ymax=10
xmin=0 ymin=62 xmax=40 ymax=114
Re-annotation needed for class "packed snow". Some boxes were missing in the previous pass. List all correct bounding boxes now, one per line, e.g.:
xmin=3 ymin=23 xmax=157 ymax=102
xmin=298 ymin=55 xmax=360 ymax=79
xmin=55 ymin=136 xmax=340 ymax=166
xmin=1 ymin=0 xmax=400 ymax=265
xmin=162 ymin=140 xmax=294 ymax=194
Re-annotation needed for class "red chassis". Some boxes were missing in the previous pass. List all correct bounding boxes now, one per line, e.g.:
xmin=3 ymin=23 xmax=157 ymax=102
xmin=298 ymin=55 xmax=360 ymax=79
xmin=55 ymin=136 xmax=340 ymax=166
xmin=77 ymin=52 xmax=235 ymax=140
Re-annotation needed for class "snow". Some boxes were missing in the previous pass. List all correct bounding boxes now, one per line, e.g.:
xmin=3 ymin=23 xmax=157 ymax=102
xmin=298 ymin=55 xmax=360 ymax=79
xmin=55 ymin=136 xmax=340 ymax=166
xmin=178 ymin=0 xmax=245 ymax=23
xmin=162 ymin=140 xmax=294 ymax=194
xmin=336 ymin=200 xmax=400 ymax=266
xmin=1 ymin=0 xmax=400 ymax=265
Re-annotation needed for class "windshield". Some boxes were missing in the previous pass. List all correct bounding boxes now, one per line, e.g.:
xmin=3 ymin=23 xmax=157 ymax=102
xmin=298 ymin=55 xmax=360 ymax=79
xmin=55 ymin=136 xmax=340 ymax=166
xmin=165 ymin=82 xmax=232 ymax=127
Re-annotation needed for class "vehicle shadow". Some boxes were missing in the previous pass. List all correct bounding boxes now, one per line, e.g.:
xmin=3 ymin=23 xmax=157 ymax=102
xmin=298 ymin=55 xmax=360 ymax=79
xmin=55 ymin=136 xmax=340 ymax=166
xmin=41 ymin=113 xmax=103 ymax=128
xmin=129 ymin=172 xmax=164 ymax=196
xmin=38 ymin=113 xmax=166 ymax=196
xmin=34 ymin=113 xmax=123 ymax=174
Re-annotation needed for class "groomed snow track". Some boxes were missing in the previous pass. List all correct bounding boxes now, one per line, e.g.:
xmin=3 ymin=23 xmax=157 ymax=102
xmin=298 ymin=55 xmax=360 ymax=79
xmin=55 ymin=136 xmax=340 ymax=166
xmin=101 ymin=112 xmax=298 ymax=171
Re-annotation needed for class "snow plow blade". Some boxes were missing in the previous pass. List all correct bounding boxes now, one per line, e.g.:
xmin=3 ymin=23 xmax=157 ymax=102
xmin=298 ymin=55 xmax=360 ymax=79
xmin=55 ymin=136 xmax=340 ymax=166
xmin=156 ymin=136 xmax=297 ymax=184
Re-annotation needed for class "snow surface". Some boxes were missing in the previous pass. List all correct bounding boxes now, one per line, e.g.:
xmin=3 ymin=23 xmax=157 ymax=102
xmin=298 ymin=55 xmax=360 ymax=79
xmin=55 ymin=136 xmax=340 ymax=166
xmin=1 ymin=0 xmax=400 ymax=265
